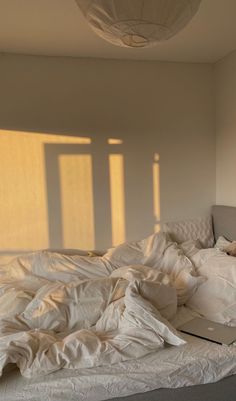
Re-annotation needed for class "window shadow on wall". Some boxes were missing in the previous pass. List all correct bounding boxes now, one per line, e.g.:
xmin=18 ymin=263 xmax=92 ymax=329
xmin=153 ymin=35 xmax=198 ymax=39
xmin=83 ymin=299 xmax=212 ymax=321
xmin=0 ymin=130 xmax=160 ymax=253
xmin=44 ymin=138 xmax=161 ymax=250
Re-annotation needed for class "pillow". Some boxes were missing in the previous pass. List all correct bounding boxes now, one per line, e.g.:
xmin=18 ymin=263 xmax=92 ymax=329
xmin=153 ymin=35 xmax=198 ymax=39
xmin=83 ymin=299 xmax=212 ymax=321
xmin=214 ymin=236 xmax=231 ymax=251
xmin=163 ymin=216 xmax=214 ymax=248
xmin=214 ymin=236 xmax=236 ymax=256
xmin=187 ymin=249 xmax=236 ymax=326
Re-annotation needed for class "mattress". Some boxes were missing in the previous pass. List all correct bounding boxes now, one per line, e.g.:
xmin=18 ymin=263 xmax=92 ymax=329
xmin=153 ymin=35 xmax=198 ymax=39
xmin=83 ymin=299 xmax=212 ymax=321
xmin=1 ymin=307 xmax=236 ymax=401
xmin=106 ymin=375 xmax=236 ymax=401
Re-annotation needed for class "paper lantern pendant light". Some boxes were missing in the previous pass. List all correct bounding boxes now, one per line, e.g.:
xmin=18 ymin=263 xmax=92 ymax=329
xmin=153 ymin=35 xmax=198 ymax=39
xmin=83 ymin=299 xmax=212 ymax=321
xmin=75 ymin=0 xmax=202 ymax=48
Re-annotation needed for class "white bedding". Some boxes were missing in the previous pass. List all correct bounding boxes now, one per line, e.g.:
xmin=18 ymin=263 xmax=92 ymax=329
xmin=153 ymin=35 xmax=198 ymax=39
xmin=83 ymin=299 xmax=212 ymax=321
xmin=187 ymin=247 xmax=236 ymax=325
xmin=1 ymin=307 xmax=236 ymax=401
xmin=0 ymin=232 xmax=200 ymax=378
xmin=1 ymin=231 xmax=236 ymax=400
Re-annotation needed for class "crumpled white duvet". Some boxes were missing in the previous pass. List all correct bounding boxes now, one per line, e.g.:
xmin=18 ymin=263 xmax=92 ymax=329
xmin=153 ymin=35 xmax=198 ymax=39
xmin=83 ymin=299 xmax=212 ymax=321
xmin=1 ymin=232 xmax=236 ymax=400
xmin=0 ymin=277 xmax=184 ymax=378
xmin=0 ymin=232 xmax=195 ymax=378
xmin=1 ymin=307 xmax=236 ymax=401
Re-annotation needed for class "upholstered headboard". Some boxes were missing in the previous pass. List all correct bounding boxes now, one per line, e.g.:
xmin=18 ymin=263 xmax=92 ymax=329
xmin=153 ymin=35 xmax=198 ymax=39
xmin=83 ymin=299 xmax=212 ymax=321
xmin=212 ymin=205 xmax=236 ymax=241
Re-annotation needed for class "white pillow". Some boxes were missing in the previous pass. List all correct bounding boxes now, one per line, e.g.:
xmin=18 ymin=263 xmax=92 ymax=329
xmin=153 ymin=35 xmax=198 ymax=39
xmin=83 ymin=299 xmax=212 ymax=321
xmin=187 ymin=249 xmax=236 ymax=326
xmin=214 ymin=237 xmax=236 ymax=256
xmin=214 ymin=236 xmax=231 ymax=251
xmin=163 ymin=216 xmax=214 ymax=248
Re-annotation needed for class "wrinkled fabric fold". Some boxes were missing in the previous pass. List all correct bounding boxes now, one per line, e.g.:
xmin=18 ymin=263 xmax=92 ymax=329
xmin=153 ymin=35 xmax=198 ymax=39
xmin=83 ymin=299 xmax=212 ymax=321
xmin=0 ymin=278 xmax=185 ymax=378
xmin=0 ymin=231 xmax=200 ymax=377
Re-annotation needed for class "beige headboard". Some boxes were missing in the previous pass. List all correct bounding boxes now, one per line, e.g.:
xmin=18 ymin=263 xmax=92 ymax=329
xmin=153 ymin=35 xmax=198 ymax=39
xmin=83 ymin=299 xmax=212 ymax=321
xmin=212 ymin=205 xmax=236 ymax=241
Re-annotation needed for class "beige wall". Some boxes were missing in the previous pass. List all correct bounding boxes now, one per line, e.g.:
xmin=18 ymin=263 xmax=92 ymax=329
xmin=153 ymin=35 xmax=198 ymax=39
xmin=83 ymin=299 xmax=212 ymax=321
xmin=215 ymin=50 xmax=236 ymax=206
xmin=0 ymin=53 xmax=215 ymax=250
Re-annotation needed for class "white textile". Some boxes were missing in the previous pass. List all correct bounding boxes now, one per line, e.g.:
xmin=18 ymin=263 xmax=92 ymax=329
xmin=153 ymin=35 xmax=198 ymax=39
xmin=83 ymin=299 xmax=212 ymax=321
xmin=0 ymin=235 xmax=189 ymax=378
xmin=187 ymin=248 xmax=236 ymax=325
xmin=1 ymin=307 xmax=236 ymax=401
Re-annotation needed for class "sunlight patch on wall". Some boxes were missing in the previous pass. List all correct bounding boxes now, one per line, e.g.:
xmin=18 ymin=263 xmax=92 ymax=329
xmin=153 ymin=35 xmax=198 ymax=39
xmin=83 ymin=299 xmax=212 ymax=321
xmin=108 ymin=138 xmax=123 ymax=145
xmin=153 ymin=153 xmax=161 ymax=232
xmin=0 ymin=130 xmax=91 ymax=250
xmin=59 ymin=154 xmax=95 ymax=249
xmin=43 ymin=135 xmax=91 ymax=145
xmin=109 ymin=154 xmax=126 ymax=246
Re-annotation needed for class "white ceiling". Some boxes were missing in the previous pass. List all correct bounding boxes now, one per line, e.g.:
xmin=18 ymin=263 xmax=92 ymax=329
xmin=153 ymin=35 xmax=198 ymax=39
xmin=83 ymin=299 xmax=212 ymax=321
xmin=0 ymin=0 xmax=236 ymax=63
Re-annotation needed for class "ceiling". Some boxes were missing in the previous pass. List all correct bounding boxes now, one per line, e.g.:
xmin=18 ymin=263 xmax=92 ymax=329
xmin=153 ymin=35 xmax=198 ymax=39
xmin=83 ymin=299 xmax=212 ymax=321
xmin=0 ymin=0 xmax=236 ymax=63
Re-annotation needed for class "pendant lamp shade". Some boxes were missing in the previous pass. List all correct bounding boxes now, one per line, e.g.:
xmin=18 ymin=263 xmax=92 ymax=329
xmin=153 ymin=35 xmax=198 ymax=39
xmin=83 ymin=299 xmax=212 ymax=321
xmin=75 ymin=0 xmax=202 ymax=48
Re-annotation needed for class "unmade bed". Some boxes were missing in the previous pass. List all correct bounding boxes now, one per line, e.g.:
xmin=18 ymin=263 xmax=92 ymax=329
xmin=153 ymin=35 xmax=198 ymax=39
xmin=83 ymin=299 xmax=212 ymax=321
xmin=1 ymin=307 xmax=236 ymax=401
xmin=0 ymin=205 xmax=236 ymax=401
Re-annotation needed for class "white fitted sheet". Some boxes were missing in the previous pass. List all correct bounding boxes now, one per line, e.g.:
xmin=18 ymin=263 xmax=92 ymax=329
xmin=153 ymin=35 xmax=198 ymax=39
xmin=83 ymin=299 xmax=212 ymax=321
xmin=1 ymin=307 xmax=236 ymax=401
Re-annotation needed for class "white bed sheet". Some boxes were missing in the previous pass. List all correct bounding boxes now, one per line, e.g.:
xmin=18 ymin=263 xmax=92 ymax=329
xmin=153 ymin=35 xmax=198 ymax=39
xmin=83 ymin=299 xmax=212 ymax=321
xmin=1 ymin=307 xmax=236 ymax=401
